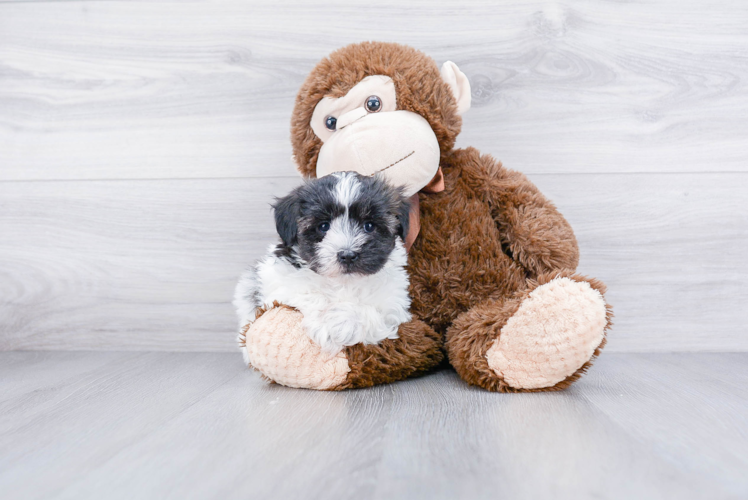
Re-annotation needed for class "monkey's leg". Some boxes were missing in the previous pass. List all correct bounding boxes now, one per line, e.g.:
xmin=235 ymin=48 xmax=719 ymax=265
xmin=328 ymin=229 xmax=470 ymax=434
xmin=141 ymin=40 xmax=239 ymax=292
xmin=445 ymin=272 xmax=612 ymax=392
xmin=240 ymin=304 xmax=443 ymax=390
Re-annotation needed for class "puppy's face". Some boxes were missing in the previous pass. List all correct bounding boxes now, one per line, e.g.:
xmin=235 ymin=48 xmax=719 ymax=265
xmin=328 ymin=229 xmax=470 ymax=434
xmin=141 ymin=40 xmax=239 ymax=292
xmin=273 ymin=172 xmax=410 ymax=276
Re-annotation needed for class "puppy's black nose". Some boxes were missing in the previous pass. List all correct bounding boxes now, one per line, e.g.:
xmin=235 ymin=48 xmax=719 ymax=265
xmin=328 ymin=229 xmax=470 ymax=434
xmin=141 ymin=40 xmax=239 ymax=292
xmin=337 ymin=250 xmax=359 ymax=264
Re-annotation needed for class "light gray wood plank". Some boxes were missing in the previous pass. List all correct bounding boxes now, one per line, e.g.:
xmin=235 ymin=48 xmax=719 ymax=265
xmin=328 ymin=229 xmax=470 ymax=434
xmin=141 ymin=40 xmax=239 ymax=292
xmin=0 ymin=176 xmax=301 ymax=351
xmin=370 ymin=370 xmax=711 ymax=500
xmin=1 ymin=0 xmax=747 ymax=180
xmin=1 ymin=172 xmax=746 ymax=352
xmin=580 ymin=353 xmax=748 ymax=499
xmin=0 ymin=351 xmax=136 ymax=415
xmin=0 ymin=352 xmax=746 ymax=499
xmin=0 ymin=352 xmax=242 ymax=500
xmin=532 ymin=172 xmax=748 ymax=351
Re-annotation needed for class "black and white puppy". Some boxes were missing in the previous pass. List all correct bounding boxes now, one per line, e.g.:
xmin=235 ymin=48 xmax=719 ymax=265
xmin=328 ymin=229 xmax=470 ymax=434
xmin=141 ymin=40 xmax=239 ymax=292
xmin=233 ymin=171 xmax=412 ymax=354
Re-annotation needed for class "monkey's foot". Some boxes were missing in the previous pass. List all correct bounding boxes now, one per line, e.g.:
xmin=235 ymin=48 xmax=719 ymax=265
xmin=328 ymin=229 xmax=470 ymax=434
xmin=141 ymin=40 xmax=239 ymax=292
xmin=487 ymin=276 xmax=609 ymax=390
xmin=447 ymin=273 xmax=612 ymax=392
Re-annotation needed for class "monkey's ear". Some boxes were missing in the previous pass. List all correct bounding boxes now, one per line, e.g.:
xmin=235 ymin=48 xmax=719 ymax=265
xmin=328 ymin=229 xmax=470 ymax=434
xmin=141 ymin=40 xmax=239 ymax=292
xmin=273 ymin=191 xmax=302 ymax=247
xmin=440 ymin=61 xmax=471 ymax=115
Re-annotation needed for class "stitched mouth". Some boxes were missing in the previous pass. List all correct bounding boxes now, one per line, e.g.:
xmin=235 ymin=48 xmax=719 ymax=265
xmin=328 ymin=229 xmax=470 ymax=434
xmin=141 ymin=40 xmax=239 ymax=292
xmin=373 ymin=150 xmax=415 ymax=175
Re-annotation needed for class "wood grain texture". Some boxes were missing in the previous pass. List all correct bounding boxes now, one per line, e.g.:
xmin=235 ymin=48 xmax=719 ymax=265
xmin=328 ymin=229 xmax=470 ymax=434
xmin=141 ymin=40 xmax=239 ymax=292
xmin=532 ymin=172 xmax=748 ymax=352
xmin=0 ymin=352 xmax=746 ymax=499
xmin=0 ymin=177 xmax=297 ymax=351
xmin=1 ymin=0 xmax=747 ymax=180
xmin=1 ymin=173 xmax=746 ymax=352
xmin=1 ymin=0 xmax=747 ymax=352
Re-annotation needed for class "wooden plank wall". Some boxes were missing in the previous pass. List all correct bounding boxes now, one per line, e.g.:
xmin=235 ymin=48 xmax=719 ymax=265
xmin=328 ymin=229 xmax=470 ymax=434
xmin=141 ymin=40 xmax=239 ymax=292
xmin=1 ymin=0 xmax=746 ymax=352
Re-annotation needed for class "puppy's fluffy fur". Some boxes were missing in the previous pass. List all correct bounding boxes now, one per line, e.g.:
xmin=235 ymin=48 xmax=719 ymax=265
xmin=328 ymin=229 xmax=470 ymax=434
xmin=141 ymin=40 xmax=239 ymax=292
xmin=234 ymin=172 xmax=412 ymax=354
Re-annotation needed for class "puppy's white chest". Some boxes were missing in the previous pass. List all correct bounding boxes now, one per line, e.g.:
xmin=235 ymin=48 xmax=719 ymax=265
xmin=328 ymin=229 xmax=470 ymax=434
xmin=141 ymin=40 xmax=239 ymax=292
xmin=255 ymin=241 xmax=411 ymax=353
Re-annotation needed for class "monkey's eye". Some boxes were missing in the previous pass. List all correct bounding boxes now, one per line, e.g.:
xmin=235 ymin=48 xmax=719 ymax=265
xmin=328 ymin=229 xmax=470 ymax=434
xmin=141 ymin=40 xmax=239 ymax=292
xmin=365 ymin=96 xmax=382 ymax=113
xmin=318 ymin=221 xmax=331 ymax=233
xmin=325 ymin=116 xmax=337 ymax=131
xmin=363 ymin=222 xmax=375 ymax=233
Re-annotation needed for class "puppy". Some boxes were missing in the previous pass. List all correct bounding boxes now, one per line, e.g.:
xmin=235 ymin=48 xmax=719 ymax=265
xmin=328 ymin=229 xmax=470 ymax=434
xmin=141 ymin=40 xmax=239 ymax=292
xmin=233 ymin=171 xmax=412 ymax=355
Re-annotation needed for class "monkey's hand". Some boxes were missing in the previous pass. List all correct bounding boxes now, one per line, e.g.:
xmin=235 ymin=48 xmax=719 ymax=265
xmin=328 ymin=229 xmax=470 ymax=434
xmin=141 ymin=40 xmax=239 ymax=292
xmin=239 ymin=304 xmax=350 ymax=390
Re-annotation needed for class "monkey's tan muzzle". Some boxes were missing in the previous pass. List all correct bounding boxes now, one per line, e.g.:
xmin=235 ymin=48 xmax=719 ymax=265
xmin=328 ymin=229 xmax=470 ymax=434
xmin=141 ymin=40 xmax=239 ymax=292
xmin=316 ymin=110 xmax=441 ymax=197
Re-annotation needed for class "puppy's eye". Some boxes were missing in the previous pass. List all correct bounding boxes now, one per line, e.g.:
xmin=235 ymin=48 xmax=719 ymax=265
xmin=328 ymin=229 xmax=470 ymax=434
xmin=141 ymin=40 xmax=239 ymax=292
xmin=325 ymin=116 xmax=337 ymax=131
xmin=318 ymin=222 xmax=331 ymax=232
xmin=363 ymin=222 xmax=375 ymax=233
xmin=365 ymin=96 xmax=381 ymax=113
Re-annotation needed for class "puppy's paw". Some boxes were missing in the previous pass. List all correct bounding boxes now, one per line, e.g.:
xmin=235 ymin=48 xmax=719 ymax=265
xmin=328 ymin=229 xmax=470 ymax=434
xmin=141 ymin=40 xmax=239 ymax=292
xmin=316 ymin=304 xmax=364 ymax=350
xmin=239 ymin=305 xmax=350 ymax=390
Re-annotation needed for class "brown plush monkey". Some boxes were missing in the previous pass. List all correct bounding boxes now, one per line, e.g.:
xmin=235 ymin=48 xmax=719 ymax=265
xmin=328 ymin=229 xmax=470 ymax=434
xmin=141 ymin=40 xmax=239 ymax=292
xmin=239 ymin=42 xmax=612 ymax=392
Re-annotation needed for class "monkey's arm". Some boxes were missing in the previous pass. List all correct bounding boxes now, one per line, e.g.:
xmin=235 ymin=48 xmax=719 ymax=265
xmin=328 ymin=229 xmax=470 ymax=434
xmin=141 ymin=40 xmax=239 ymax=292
xmin=338 ymin=317 xmax=444 ymax=390
xmin=457 ymin=148 xmax=580 ymax=276
xmin=240 ymin=303 xmax=443 ymax=390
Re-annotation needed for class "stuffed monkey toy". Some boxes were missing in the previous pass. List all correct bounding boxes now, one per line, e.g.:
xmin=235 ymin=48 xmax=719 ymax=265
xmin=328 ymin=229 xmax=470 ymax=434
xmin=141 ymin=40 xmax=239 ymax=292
xmin=239 ymin=42 xmax=612 ymax=392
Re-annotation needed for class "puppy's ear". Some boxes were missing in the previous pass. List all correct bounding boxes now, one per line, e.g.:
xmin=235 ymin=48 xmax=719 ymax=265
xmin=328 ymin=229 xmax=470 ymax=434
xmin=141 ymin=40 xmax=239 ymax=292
xmin=396 ymin=195 xmax=410 ymax=240
xmin=273 ymin=190 xmax=302 ymax=247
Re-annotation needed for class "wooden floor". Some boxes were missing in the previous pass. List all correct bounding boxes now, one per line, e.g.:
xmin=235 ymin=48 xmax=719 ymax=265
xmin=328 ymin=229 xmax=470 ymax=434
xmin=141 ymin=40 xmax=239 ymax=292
xmin=1 ymin=352 xmax=746 ymax=500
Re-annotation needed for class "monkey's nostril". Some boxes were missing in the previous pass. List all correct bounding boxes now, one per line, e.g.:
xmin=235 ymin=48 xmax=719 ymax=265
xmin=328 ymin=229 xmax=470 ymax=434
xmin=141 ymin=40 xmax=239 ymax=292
xmin=337 ymin=250 xmax=359 ymax=264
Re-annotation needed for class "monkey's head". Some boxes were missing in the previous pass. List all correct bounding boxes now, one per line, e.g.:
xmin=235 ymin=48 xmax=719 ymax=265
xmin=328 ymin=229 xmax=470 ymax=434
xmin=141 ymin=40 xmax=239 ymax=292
xmin=291 ymin=42 xmax=471 ymax=197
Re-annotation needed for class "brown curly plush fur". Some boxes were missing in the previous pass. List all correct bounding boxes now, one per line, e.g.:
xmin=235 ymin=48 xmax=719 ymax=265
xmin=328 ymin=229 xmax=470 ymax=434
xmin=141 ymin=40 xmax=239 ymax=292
xmin=290 ymin=42 xmax=612 ymax=392
xmin=338 ymin=318 xmax=444 ymax=390
xmin=408 ymin=147 xmax=580 ymax=333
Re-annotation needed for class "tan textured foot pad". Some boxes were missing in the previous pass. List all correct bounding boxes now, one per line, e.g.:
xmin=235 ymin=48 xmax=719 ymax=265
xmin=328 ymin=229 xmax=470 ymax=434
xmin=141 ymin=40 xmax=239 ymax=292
xmin=486 ymin=277 xmax=607 ymax=390
xmin=243 ymin=307 xmax=350 ymax=390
